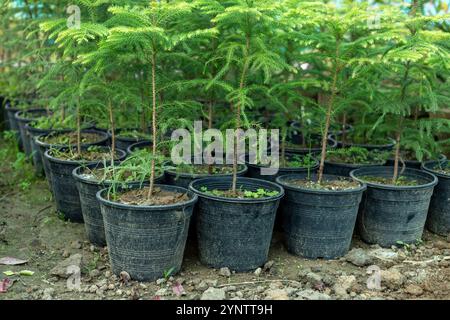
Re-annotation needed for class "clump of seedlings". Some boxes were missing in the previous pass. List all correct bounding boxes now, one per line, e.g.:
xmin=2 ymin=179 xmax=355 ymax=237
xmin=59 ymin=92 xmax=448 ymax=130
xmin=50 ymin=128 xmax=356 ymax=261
xmin=326 ymin=147 xmax=388 ymax=165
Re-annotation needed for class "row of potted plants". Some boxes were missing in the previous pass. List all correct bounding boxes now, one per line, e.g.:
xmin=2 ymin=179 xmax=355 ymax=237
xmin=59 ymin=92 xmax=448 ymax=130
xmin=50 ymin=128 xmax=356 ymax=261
xmin=1 ymin=0 xmax=449 ymax=282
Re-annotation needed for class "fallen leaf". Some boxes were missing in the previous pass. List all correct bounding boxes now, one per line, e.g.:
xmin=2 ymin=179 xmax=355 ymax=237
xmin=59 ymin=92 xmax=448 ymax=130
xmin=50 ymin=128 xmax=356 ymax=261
xmin=3 ymin=271 xmax=15 ymax=276
xmin=0 ymin=257 xmax=28 ymax=266
xmin=0 ymin=278 xmax=12 ymax=293
xmin=19 ymin=270 xmax=34 ymax=276
xmin=172 ymin=282 xmax=185 ymax=297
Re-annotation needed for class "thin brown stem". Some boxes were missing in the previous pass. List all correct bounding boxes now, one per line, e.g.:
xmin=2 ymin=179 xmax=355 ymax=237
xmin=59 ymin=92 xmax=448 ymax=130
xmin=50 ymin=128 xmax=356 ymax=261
xmin=76 ymin=98 xmax=81 ymax=156
xmin=108 ymin=99 xmax=115 ymax=163
xmin=232 ymin=35 xmax=250 ymax=193
xmin=317 ymin=41 xmax=340 ymax=184
xmin=148 ymin=50 xmax=157 ymax=199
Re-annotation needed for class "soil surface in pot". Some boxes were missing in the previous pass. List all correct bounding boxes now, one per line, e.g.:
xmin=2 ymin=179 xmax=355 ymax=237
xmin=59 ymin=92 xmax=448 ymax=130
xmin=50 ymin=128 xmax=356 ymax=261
xmin=114 ymin=187 xmax=189 ymax=206
xmin=199 ymin=186 xmax=279 ymax=199
xmin=285 ymin=177 xmax=361 ymax=191
xmin=50 ymin=147 xmax=120 ymax=162
xmin=358 ymin=175 xmax=419 ymax=186
xmin=327 ymin=147 xmax=387 ymax=165
xmin=42 ymin=132 xmax=103 ymax=145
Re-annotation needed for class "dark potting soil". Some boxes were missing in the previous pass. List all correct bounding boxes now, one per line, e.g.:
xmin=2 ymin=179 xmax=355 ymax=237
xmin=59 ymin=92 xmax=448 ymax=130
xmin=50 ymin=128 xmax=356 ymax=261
xmin=42 ymin=132 xmax=103 ymax=145
xmin=199 ymin=186 xmax=279 ymax=199
xmin=286 ymin=178 xmax=361 ymax=191
xmin=51 ymin=148 xmax=119 ymax=162
xmin=326 ymin=147 xmax=388 ymax=165
xmin=116 ymin=187 xmax=189 ymax=206
xmin=359 ymin=175 xmax=419 ymax=186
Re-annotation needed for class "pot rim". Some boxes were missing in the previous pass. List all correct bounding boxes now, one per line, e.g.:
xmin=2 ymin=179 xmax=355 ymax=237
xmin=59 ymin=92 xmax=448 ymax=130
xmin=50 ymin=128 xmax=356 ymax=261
xmin=96 ymin=184 xmax=198 ymax=211
xmin=126 ymin=141 xmax=153 ymax=154
xmin=35 ymin=129 xmax=109 ymax=149
xmin=330 ymin=134 xmax=396 ymax=149
xmin=72 ymin=163 xmax=164 ymax=186
xmin=189 ymin=177 xmax=285 ymax=203
xmin=14 ymin=108 xmax=48 ymax=122
xmin=44 ymin=146 xmax=127 ymax=166
xmin=350 ymin=166 xmax=438 ymax=190
xmin=276 ymin=173 xmax=367 ymax=194
xmin=166 ymin=163 xmax=248 ymax=178
xmin=422 ymin=160 xmax=450 ymax=180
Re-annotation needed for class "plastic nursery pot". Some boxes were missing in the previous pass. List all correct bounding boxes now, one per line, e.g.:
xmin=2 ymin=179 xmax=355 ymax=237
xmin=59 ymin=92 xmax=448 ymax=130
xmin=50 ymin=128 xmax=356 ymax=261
xmin=286 ymin=134 xmax=338 ymax=155
xmin=73 ymin=163 xmax=164 ymax=246
xmin=25 ymin=124 xmax=54 ymax=175
xmin=385 ymin=154 xmax=447 ymax=170
xmin=189 ymin=177 xmax=284 ymax=271
xmin=108 ymin=128 xmax=151 ymax=152
xmin=126 ymin=140 xmax=152 ymax=155
xmin=5 ymin=102 xmax=20 ymax=132
xmin=165 ymin=164 xmax=248 ymax=189
xmin=15 ymin=109 xmax=48 ymax=156
xmin=96 ymin=184 xmax=197 ymax=281
xmin=422 ymin=161 xmax=450 ymax=236
xmin=324 ymin=158 xmax=387 ymax=177
xmin=246 ymin=153 xmax=319 ymax=182
xmin=275 ymin=173 xmax=366 ymax=259
xmin=332 ymin=133 xmax=396 ymax=151
xmin=44 ymin=146 xmax=127 ymax=222
xmin=350 ymin=166 xmax=438 ymax=247
xmin=35 ymin=130 xmax=110 ymax=192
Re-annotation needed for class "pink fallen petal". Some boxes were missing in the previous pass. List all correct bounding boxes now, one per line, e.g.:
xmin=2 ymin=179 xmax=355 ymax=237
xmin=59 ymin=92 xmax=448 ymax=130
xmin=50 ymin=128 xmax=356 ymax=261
xmin=0 ymin=257 xmax=28 ymax=266
xmin=172 ymin=282 xmax=185 ymax=296
xmin=0 ymin=278 xmax=11 ymax=293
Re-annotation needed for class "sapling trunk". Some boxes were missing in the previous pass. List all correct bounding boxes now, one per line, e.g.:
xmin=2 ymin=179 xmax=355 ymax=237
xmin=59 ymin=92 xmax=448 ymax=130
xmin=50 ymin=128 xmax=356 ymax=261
xmin=281 ymin=127 xmax=287 ymax=167
xmin=207 ymin=99 xmax=213 ymax=175
xmin=392 ymin=64 xmax=410 ymax=183
xmin=108 ymin=99 xmax=115 ymax=163
xmin=342 ymin=112 xmax=347 ymax=144
xmin=76 ymin=97 xmax=81 ymax=155
xmin=147 ymin=50 xmax=157 ymax=199
xmin=317 ymin=42 xmax=340 ymax=184
xmin=232 ymin=35 xmax=250 ymax=194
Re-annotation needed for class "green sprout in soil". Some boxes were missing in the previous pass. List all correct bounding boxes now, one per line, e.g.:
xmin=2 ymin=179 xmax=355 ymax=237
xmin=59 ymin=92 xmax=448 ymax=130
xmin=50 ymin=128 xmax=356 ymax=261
xmin=200 ymin=186 xmax=279 ymax=199
xmin=326 ymin=147 xmax=388 ymax=165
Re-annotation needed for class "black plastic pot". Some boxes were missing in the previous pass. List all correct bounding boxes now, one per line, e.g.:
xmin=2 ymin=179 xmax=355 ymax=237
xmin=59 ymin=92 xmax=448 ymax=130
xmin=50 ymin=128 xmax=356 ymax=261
xmin=276 ymin=173 xmax=366 ymax=259
xmin=35 ymin=130 xmax=110 ymax=191
xmin=332 ymin=134 xmax=396 ymax=151
xmin=385 ymin=154 xmax=447 ymax=170
xmin=73 ymin=164 xmax=164 ymax=246
xmin=166 ymin=164 xmax=248 ymax=189
xmin=422 ymin=161 xmax=450 ymax=236
xmin=350 ymin=166 xmax=438 ymax=247
xmin=108 ymin=128 xmax=151 ymax=152
xmin=97 ymin=184 xmax=198 ymax=281
xmin=324 ymin=160 xmax=387 ymax=177
xmin=126 ymin=140 xmax=152 ymax=155
xmin=246 ymin=154 xmax=319 ymax=182
xmin=25 ymin=124 xmax=54 ymax=175
xmin=189 ymin=177 xmax=284 ymax=271
xmin=286 ymin=134 xmax=337 ymax=155
xmin=15 ymin=109 xmax=48 ymax=156
xmin=44 ymin=146 xmax=127 ymax=222
xmin=5 ymin=103 xmax=22 ymax=148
